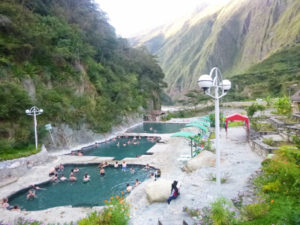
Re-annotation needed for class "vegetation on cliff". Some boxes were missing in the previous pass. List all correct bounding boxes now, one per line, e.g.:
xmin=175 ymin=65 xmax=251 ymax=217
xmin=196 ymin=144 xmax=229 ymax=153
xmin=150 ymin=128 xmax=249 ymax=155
xmin=0 ymin=0 xmax=166 ymax=151
xmin=133 ymin=0 xmax=300 ymax=100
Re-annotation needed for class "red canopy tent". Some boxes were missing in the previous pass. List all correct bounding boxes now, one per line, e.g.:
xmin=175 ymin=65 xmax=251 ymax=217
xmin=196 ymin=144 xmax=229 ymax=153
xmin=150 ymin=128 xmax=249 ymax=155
xmin=225 ymin=113 xmax=249 ymax=132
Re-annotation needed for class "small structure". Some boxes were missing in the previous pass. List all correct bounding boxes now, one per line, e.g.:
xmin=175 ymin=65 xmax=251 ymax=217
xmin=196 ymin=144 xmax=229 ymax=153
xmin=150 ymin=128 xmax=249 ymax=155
xmin=144 ymin=110 xmax=165 ymax=121
xmin=171 ymin=131 xmax=197 ymax=158
xmin=291 ymin=90 xmax=300 ymax=114
xmin=225 ymin=113 xmax=249 ymax=132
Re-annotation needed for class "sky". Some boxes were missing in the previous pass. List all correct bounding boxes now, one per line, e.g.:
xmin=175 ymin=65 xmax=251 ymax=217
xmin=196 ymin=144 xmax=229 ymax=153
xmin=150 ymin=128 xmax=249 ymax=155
xmin=97 ymin=0 xmax=230 ymax=38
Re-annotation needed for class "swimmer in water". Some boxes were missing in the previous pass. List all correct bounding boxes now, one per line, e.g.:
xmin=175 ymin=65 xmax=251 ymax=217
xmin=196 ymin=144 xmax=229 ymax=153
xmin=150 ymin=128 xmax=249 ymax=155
xmin=130 ymin=168 xmax=135 ymax=174
xmin=26 ymin=189 xmax=36 ymax=199
xmin=114 ymin=161 xmax=119 ymax=168
xmin=100 ymin=167 xmax=105 ymax=176
xmin=83 ymin=173 xmax=90 ymax=182
xmin=122 ymin=161 xmax=127 ymax=171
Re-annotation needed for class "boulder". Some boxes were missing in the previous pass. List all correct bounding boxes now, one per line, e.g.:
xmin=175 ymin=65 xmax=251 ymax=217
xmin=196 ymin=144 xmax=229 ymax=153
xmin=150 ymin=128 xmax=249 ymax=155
xmin=184 ymin=150 xmax=216 ymax=172
xmin=145 ymin=179 xmax=172 ymax=203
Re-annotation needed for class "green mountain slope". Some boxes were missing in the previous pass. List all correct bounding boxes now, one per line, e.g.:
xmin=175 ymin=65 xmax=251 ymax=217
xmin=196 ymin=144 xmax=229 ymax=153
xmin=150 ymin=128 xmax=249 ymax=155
xmin=228 ymin=44 xmax=300 ymax=100
xmin=0 ymin=0 xmax=166 ymax=150
xmin=134 ymin=0 xmax=300 ymax=99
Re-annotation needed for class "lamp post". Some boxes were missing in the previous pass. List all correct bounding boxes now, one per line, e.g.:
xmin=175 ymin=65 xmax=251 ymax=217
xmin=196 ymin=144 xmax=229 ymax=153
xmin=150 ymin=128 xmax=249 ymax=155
xmin=197 ymin=67 xmax=231 ymax=193
xmin=25 ymin=106 xmax=43 ymax=150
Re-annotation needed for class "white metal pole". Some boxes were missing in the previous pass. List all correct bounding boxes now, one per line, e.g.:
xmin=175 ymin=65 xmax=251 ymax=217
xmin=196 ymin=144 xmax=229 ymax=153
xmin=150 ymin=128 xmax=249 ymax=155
xmin=49 ymin=130 xmax=55 ymax=145
xmin=34 ymin=110 xmax=38 ymax=150
xmin=215 ymin=86 xmax=221 ymax=193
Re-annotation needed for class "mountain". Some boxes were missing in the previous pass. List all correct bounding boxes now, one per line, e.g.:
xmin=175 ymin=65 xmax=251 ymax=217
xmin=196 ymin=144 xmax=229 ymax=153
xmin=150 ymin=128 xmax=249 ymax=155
xmin=0 ymin=0 xmax=166 ymax=150
xmin=133 ymin=0 xmax=300 ymax=100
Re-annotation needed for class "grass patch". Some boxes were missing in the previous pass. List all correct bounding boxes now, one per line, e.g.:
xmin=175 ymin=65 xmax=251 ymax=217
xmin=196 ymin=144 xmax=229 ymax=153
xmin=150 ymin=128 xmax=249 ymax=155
xmin=228 ymin=121 xmax=244 ymax=127
xmin=209 ymin=132 xmax=216 ymax=139
xmin=0 ymin=145 xmax=40 ymax=161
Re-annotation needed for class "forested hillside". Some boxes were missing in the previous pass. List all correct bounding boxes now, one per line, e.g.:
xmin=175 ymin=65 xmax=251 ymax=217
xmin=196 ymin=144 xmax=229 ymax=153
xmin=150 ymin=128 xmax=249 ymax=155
xmin=133 ymin=0 xmax=300 ymax=100
xmin=0 ymin=0 xmax=166 ymax=150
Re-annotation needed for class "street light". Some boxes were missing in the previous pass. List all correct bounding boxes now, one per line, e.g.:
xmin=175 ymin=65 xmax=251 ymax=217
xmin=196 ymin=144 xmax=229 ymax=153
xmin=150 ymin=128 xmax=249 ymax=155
xmin=25 ymin=106 xmax=43 ymax=150
xmin=198 ymin=67 xmax=231 ymax=193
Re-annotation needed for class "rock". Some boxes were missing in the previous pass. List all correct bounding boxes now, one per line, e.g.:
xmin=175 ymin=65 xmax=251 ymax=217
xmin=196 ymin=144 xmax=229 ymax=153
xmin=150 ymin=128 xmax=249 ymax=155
xmin=184 ymin=151 xmax=216 ymax=172
xmin=145 ymin=179 xmax=172 ymax=203
xmin=8 ymin=161 xmax=21 ymax=169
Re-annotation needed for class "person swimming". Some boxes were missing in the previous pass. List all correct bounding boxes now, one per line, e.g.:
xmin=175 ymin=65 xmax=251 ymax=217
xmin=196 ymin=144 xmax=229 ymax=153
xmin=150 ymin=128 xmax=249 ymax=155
xmin=114 ymin=161 xmax=119 ymax=168
xmin=100 ymin=167 xmax=105 ymax=176
xmin=26 ymin=189 xmax=36 ymax=200
xmin=49 ymin=167 xmax=57 ymax=176
xmin=130 ymin=168 xmax=135 ymax=174
xmin=83 ymin=172 xmax=90 ymax=182
xmin=122 ymin=161 xmax=127 ymax=171
xmin=51 ymin=174 xmax=59 ymax=182
xmin=73 ymin=167 xmax=80 ymax=173
xmin=58 ymin=164 xmax=64 ymax=171
xmin=144 ymin=164 xmax=150 ymax=170
xmin=60 ymin=174 xmax=67 ymax=181
xmin=69 ymin=171 xmax=77 ymax=181
xmin=126 ymin=183 xmax=132 ymax=193
xmin=11 ymin=205 xmax=20 ymax=211
xmin=135 ymin=179 xmax=141 ymax=187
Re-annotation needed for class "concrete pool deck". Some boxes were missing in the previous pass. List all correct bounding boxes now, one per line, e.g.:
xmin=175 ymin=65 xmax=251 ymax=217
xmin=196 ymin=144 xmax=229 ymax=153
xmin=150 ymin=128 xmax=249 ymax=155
xmin=0 ymin=127 xmax=263 ymax=224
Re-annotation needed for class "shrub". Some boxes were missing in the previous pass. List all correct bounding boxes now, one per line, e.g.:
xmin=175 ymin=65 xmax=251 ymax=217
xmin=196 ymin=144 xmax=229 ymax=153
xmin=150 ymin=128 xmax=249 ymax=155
xmin=246 ymin=103 xmax=265 ymax=119
xmin=273 ymin=96 xmax=292 ymax=116
xmin=209 ymin=113 xmax=224 ymax=127
xmin=241 ymin=202 xmax=269 ymax=220
xmin=207 ymin=173 xmax=230 ymax=184
xmin=78 ymin=211 xmax=101 ymax=225
xmin=210 ymin=197 xmax=238 ymax=225
xmin=78 ymin=194 xmax=130 ymax=225
xmin=263 ymin=137 xmax=275 ymax=146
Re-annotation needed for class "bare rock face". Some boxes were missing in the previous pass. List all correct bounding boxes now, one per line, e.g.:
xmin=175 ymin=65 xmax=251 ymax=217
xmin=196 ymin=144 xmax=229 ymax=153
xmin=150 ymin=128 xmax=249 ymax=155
xmin=184 ymin=150 xmax=216 ymax=172
xmin=145 ymin=179 xmax=172 ymax=203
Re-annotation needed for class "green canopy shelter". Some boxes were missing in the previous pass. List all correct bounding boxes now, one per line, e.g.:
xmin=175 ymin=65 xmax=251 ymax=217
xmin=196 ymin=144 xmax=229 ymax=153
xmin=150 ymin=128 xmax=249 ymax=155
xmin=199 ymin=116 xmax=210 ymax=122
xmin=191 ymin=120 xmax=210 ymax=127
xmin=185 ymin=123 xmax=209 ymax=133
xmin=171 ymin=131 xmax=197 ymax=158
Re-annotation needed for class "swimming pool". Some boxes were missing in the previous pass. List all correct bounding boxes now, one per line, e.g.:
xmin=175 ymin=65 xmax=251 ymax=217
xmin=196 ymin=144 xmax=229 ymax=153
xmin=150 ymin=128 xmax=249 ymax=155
xmin=8 ymin=164 xmax=154 ymax=211
xmin=127 ymin=122 xmax=186 ymax=134
xmin=77 ymin=137 xmax=157 ymax=159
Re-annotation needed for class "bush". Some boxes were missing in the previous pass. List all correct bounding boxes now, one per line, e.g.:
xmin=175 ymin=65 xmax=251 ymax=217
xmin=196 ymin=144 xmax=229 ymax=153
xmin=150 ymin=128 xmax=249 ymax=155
xmin=209 ymin=113 xmax=224 ymax=127
xmin=263 ymin=137 xmax=275 ymax=146
xmin=273 ymin=96 xmax=292 ymax=116
xmin=78 ymin=194 xmax=130 ymax=225
xmin=241 ymin=202 xmax=269 ymax=220
xmin=210 ymin=197 xmax=238 ymax=225
xmin=246 ymin=103 xmax=265 ymax=119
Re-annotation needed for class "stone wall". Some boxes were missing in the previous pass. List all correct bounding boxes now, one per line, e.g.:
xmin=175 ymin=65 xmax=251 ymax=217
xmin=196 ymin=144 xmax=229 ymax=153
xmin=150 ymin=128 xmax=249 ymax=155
xmin=45 ymin=113 xmax=143 ymax=151
xmin=0 ymin=146 xmax=49 ymax=181
xmin=249 ymin=139 xmax=277 ymax=158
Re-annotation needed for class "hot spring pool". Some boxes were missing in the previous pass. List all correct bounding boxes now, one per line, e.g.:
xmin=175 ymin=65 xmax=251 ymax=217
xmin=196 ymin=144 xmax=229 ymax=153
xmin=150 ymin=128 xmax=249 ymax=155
xmin=8 ymin=164 xmax=154 ymax=211
xmin=76 ymin=137 xmax=157 ymax=159
xmin=127 ymin=122 xmax=186 ymax=134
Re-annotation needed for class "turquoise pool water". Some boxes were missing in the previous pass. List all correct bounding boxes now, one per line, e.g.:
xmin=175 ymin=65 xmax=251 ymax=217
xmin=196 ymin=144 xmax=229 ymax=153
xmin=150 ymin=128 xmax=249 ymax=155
xmin=8 ymin=164 xmax=154 ymax=211
xmin=127 ymin=122 xmax=186 ymax=134
xmin=78 ymin=137 xmax=157 ymax=159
